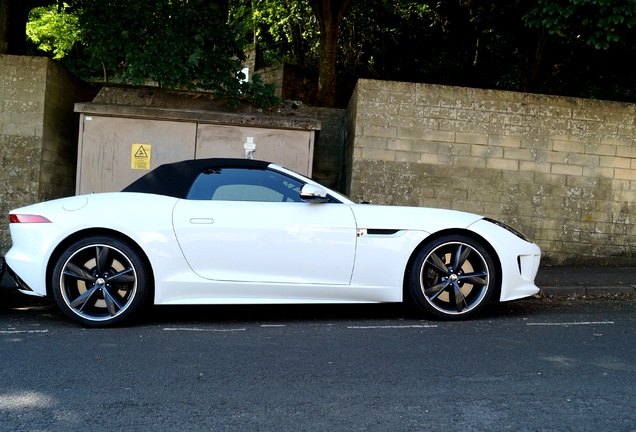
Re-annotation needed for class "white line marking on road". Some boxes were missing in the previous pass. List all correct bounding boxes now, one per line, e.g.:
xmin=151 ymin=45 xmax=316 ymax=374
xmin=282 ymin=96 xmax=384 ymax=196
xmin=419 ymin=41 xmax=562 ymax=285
xmin=163 ymin=327 xmax=246 ymax=332
xmin=260 ymin=325 xmax=286 ymax=327
xmin=0 ymin=329 xmax=49 ymax=334
xmin=347 ymin=324 xmax=438 ymax=329
xmin=526 ymin=321 xmax=614 ymax=326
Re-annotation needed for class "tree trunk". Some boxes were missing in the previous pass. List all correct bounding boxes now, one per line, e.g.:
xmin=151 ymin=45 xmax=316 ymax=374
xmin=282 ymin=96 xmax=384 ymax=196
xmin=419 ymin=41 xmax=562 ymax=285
xmin=521 ymin=27 xmax=547 ymax=93
xmin=308 ymin=0 xmax=351 ymax=107
xmin=0 ymin=0 xmax=7 ymax=53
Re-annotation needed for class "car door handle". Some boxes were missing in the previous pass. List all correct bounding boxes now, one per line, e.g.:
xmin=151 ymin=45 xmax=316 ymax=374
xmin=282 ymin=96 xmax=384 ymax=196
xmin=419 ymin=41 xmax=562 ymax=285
xmin=189 ymin=218 xmax=215 ymax=224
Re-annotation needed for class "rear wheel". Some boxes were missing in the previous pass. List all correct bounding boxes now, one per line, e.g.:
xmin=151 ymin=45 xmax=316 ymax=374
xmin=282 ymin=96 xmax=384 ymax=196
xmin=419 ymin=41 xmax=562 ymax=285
xmin=408 ymin=235 xmax=497 ymax=320
xmin=51 ymin=236 xmax=150 ymax=327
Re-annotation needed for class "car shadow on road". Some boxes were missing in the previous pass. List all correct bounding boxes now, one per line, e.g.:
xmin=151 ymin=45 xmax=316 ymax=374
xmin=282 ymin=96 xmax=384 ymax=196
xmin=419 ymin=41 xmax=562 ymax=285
xmin=143 ymin=299 xmax=540 ymax=326
xmin=1 ymin=286 xmax=543 ymax=327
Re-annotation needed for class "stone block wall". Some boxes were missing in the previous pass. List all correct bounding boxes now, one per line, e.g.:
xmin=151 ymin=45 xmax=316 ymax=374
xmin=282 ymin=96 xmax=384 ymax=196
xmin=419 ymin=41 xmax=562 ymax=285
xmin=256 ymin=64 xmax=318 ymax=105
xmin=0 ymin=55 xmax=96 ymax=255
xmin=304 ymin=106 xmax=346 ymax=191
xmin=347 ymin=79 xmax=636 ymax=265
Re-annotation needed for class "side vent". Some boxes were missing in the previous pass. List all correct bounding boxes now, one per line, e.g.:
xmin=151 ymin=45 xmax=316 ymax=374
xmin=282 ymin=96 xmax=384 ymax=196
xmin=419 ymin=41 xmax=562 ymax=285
xmin=367 ymin=229 xmax=400 ymax=235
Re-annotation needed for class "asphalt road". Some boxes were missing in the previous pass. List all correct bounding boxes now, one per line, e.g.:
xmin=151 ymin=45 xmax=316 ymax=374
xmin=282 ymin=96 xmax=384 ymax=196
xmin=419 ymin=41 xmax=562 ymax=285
xmin=1 ymin=290 xmax=635 ymax=432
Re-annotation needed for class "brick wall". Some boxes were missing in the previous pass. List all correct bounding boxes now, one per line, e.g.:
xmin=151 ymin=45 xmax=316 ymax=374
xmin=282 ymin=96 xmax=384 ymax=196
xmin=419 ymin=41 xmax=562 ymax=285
xmin=0 ymin=55 xmax=96 ymax=255
xmin=347 ymin=79 xmax=636 ymax=265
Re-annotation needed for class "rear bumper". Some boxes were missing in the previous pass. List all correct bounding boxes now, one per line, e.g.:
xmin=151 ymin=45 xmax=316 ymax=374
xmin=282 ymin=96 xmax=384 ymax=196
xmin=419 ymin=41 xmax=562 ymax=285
xmin=5 ymin=221 xmax=65 ymax=297
xmin=1 ymin=258 xmax=19 ymax=290
xmin=2 ymin=256 xmax=42 ymax=296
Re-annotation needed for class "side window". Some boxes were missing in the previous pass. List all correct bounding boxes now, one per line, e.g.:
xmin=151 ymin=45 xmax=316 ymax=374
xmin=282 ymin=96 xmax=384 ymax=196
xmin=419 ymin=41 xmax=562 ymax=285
xmin=212 ymin=185 xmax=285 ymax=202
xmin=187 ymin=168 xmax=305 ymax=202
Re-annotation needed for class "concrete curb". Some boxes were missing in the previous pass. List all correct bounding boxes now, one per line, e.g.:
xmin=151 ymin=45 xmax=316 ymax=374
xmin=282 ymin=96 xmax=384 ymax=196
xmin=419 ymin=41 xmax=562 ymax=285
xmin=535 ymin=265 xmax=636 ymax=297
xmin=539 ymin=286 xmax=636 ymax=297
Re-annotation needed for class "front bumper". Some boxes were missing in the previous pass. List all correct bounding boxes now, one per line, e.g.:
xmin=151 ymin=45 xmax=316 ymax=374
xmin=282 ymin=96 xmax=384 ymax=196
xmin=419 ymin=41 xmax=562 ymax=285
xmin=468 ymin=218 xmax=541 ymax=302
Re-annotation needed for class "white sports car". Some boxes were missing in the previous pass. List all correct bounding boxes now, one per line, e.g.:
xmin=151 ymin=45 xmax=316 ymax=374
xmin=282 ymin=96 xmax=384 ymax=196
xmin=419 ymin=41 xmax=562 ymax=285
xmin=5 ymin=158 xmax=541 ymax=327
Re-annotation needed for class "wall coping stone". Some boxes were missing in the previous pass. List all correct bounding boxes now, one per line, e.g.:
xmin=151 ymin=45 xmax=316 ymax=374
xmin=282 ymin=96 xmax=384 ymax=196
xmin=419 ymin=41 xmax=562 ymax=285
xmin=75 ymin=102 xmax=321 ymax=131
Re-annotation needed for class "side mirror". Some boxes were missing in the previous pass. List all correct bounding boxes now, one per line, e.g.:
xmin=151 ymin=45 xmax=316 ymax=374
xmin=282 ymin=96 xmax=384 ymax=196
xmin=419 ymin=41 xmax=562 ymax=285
xmin=300 ymin=184 xmax=330 ymax=203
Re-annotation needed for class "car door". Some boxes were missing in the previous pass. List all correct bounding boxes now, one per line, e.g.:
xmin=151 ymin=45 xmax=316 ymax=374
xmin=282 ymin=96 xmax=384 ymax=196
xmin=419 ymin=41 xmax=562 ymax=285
xmin=172 ymin=167 xmax=357 ymax=285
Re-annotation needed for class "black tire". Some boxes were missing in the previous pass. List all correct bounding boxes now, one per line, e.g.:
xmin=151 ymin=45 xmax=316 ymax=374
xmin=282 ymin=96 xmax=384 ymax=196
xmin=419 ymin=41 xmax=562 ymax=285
xmin=408 ymin=234 xmax=497 ymax=320
xmin=51 ymin=236 xmax=151 ymax=327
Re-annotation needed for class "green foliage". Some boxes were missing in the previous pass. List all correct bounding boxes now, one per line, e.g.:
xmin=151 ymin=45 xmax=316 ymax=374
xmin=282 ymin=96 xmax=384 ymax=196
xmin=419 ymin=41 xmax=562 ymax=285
xmin=26 ymin=3 xmax=81 ymax=59
xmin=79 ymin=0 xmax=241 ymax=93
xmin=239 ymin=0 xmax=636 ymax=103
xmin=23 ymin=0 xmax=280 ymax=107
xmin=242 ymin=74 xmax=280 ymax=108
xmin=256 ymin=0 xmax=319 ymax=66
xmin=21 ymin=0 xmax=636 ymax=105
xmin=230 ymin=0 xmax=319 ymax=67
xmin=524 ymin=0 xmax=636 ymax=49
xmin=338 ymin=0 xmax=442 ymax=79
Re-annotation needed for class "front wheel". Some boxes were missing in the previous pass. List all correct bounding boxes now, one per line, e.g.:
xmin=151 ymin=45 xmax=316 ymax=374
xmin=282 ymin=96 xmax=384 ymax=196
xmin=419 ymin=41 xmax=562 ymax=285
xmin=51 ymin=236 xmax=151 ymax=327
xmin=407 ymin=235 xmax=497 ymax=320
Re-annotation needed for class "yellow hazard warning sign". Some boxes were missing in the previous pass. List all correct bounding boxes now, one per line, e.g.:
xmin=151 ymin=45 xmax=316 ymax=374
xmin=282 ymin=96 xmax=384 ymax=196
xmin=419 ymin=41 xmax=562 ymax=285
xmin=131 ymin=144 xmax=151 ymax=170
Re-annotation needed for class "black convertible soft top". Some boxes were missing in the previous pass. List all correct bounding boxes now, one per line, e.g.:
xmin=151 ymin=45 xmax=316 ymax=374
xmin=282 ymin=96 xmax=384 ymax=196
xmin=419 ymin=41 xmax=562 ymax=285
xmin=122 ymin=158 xmax=271 ymax=198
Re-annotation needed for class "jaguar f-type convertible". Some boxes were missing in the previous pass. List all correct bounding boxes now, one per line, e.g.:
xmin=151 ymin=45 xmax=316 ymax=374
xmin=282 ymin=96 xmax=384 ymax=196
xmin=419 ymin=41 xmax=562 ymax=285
xmin=5 ymin=158 xmax=541 ymax=327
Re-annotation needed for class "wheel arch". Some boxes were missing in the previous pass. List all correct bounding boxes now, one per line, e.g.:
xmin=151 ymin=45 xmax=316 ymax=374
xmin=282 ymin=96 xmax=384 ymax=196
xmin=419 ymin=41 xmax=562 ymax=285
xmin=45 ymin=228 xmax=155 ymax=299
xmin=403 ymin=228 xmax=503 ymax=301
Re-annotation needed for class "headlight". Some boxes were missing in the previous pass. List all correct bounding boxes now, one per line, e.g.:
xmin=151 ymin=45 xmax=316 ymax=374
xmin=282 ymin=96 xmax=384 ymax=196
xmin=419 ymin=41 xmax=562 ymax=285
xmin=483 ymin=218 xmax=530 ymax=242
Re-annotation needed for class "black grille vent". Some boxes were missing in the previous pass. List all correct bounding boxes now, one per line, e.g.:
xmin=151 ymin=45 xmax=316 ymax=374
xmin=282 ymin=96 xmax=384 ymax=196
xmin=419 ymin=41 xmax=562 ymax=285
xmin=367 ymin=229 xmax=400 ymax=235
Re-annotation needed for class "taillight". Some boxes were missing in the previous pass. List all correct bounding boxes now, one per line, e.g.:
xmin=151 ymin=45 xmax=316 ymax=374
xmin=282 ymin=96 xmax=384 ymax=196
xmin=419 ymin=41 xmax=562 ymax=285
xmin=9 ymin=214 xmax=52 ymax=223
